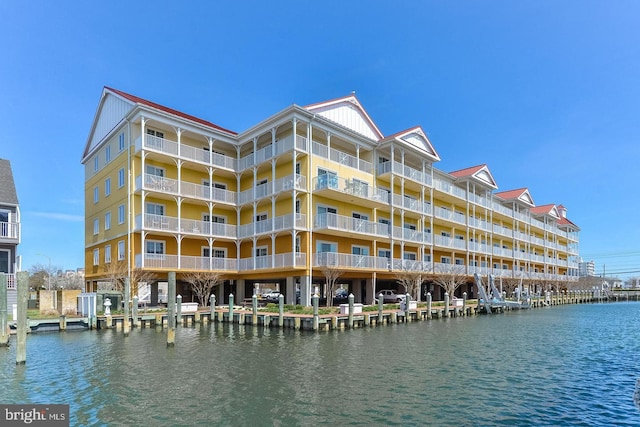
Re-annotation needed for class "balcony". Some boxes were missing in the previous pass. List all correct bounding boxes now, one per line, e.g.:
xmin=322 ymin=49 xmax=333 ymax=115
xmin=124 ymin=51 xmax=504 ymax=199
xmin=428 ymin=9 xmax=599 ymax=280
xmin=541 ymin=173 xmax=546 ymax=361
xmin=237 ymin=214 xmax=306 ymax=238
xmin=433 ymin=207 xmax=466 ymax=225
xmin=238 ymin=252 xmax=306 ymax=271
xmin=135 ymin=214 xmax=237 ymax=239
xmin=433 ymin=178 xmax=467 ymax=200
xmin=238 ymin=135 xmax=308 ymax=171
xmin=136 ymin=174 xmax=237 ymax=205
xmin=0 ymin=221 xmax=19 ymax=244
xmin=238 ymin=174 xmax=306 ymax=205
xmin=312 ymin=141 xmax=372 ymax=173
xmin=313 ymin=252 xmax=432 ymax=272
xmin=313 ymin=175 xmax=388 ymax=207
xmin=136 ymin=252 xmax=306 ymax=271
xmin=391 ymin=226 xmax=432 ymax=244
xmin=391 ymin=194 xmax=431 ymax=215
xmin=314 ymin=213 xmax=389 ymax=239
xmin=135 ymin=135 xmax=237 ymax=171
xmin=377 ymin=161 xmax=432 ymax=187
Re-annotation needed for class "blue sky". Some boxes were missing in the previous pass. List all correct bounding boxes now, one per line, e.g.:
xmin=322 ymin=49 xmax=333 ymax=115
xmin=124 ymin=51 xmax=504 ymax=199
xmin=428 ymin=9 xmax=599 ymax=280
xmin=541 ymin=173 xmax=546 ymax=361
xmin=1 ymin=1 xmax=639 ymax=279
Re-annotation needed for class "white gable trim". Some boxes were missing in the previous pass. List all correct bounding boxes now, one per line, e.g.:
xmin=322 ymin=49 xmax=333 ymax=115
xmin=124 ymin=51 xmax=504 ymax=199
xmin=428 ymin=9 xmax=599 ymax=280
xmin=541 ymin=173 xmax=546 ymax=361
xmin=305 ymin=97 xmax=382 ymax=140
xmin=86 ymin=93 xmax=134 ymax=156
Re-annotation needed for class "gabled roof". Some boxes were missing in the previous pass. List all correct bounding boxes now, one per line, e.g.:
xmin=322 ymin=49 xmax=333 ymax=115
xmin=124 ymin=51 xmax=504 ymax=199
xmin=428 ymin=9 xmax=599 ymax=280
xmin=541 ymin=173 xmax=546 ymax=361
xmin=494 ymin=188 xmax=535 ymax=207
xmin=450 ymin=164 xmax=497 ymax=189
xmin=105 ymin=87 xmax=236 ymax=135
xmin=379 ymin=126 xmax=441 ymax=162
xmin=558 ymin=215 xmax=580 ymax=230
xmin=304 ymin=94 xmax=384 ymax=140
xmin=82 ymin=87 xmax=236 ymax=161
xmin=530 ymin=203 xmax=561 ymax=219
xmin=0 ymin=159 xmax=18 ymax=205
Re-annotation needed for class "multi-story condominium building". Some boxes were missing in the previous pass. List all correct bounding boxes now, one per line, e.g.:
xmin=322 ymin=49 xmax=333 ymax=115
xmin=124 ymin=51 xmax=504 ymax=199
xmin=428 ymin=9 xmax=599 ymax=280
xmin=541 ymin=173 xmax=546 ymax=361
xmin=578 ymin=259 xmax=596 ymax=277
xmin=82 ymin=87 xmax=580 ymax=305
xmin=0 ymin=158 xmax=21 ymax=307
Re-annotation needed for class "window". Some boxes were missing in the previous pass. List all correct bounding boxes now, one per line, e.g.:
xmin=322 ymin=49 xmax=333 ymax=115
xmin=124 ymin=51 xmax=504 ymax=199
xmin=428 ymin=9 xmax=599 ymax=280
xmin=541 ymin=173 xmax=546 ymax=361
xmin=352 ymin=246 xmax=369 ymax=256
xmin=146 ymin=129 xmax=164 ymax=149
xmin=493 ymin=263 xmax=500 ymax=269
xmin=145 ymin=203 xmax=164 ymax=216
xmin=378 ymin=249 xmax=391 ymax=258
xmin=93 ymin=249 xmax=99 ymax=266
xmin=94 ymin=156 xmax=99 ymax=172
xmin=295 ymin=199 xmax=301 ymax=214
xmin=0 ymin=249 xmax=9 ymax=273
xmin=295 ymin=236 xmax=301 ymax=253
xmin=146 ymin=240 xmax=164 ymax=256
xmin=317 ymin=168 xmax=338 ymax=189
xmin=318 ymin=205 xmax=337 ymax=215
xmin=117 ymin=240 xmax=125 ymax=260
xmin=105 ymin=212 xmax=111 ymax=230
xmin=145 ymin=165 xmax=164 ymax=177
xmin=256 ymin=213 xmax=267 ymax=222
xmin=503 ymin=264 xmax=509 ymax=270
xmin=255 ymin=247 xmax=268 ymax=257
xmin=105 ymin=245 xmax=111 ymax=263
xmin=455 ymin=235 xmax=464 ymax=240
xmin=404 ymin=223 xmax=416 ymax=230
xmin=203 ymin=247 xmax=226 ymax=258
xmin=441 ymin=256 xmax=451 ymax=264
xmin=441 ymin=231 xmax=451 ymax=237
xmin=118 ymin=204 xmax=125 ymax=224
xmin=404 ymin=252 xmax=417 ymax=260
xmin=317 ymin=242 xmax=337 ymax=253
xmin=105 ymin=178 xmax=111 ymax=196
xmin=118 ymin=132 xmax=125 ymax=151
xmin=455 ymin=258 xmax=464 ymax=265
xmin=93 ymin=187 xmax=99 ymax=204
xmin=118 ymin=168 xmax=125 ymax=188
xmin=93 ymin=218 xmax=99 ymax=235
xmin=105 ymin=146 xmax=111 ymax=163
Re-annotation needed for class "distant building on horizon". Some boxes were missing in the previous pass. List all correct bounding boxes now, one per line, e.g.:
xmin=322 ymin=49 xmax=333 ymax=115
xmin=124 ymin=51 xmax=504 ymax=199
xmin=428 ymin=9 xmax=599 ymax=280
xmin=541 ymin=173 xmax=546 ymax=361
xmin=578 ymin=259 xmax=596 ymax=277
xmin=81 ymin=87 xmax=581 ymax=306
xmin=0 ymin=158 xmax=21 ymax=307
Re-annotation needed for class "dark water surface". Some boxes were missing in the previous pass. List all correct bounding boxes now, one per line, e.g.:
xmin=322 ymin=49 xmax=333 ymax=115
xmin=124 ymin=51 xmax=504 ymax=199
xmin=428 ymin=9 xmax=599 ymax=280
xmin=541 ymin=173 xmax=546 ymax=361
xmin=1 ymin=303 xmax=639 ymax=426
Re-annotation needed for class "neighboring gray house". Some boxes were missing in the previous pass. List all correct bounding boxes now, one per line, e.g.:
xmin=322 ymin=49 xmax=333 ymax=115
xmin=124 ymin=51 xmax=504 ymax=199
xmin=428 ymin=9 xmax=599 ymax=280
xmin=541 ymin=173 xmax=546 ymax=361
xmin=0 ymin=159 xmax=20 ymax=308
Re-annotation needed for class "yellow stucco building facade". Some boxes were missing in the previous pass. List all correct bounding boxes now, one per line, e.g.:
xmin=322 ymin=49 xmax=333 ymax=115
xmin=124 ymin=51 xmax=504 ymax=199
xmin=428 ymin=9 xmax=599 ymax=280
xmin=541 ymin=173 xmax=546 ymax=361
xmin=81 ymin=87 xmax=579 ymax=305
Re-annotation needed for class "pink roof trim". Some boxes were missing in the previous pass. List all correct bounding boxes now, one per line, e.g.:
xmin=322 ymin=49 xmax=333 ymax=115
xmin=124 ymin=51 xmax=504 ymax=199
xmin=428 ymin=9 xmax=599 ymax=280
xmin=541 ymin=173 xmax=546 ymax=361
xmin=494 ymin=188 xmax=529 ymax=200
xmin=105 ymin=87 xmax=237 ymax=135
xmin=450 ymin=164 xmax=487 ymax=178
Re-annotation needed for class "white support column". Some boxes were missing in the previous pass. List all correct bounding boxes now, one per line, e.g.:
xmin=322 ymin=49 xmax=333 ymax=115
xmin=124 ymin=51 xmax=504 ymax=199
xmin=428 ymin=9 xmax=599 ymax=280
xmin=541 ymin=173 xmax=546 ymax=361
xmin=300 ymin=274 xmax=312 ymax=307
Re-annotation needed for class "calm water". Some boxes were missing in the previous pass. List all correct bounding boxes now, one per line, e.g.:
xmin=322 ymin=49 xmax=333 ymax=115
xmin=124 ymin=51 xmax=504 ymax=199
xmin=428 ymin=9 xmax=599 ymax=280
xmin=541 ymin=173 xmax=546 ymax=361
xmin=1 ymin=303 xmax=639 ymax=426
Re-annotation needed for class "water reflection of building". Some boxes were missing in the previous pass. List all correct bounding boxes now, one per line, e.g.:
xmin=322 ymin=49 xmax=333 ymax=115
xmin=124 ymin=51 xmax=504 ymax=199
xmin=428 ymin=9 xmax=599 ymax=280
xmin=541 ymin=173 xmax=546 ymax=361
xmin=0 ymin=158 xmax=20 ymax=308
xmin=81 ymin=87 xmax=580 ymax=306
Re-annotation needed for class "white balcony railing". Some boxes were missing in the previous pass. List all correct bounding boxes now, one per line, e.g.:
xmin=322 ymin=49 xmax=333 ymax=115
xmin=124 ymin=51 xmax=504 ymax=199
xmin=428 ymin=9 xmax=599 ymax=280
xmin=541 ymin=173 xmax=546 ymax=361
xmin=237 ymin=214 xmax=306 ymax=238
xmin=136 ymin=252 xmax=305 ymax=271
xmin=0 ymin=222 xmax=19 ymax=241
xmin=136 ymin=135 xmax=236 ymax=170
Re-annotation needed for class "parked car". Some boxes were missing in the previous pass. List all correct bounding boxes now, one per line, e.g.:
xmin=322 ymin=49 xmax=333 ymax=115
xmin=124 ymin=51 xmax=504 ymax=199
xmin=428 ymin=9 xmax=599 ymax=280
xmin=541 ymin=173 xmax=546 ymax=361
xmin=374 ymin=289 xmax=406 ymax=303
xmin=334 ymin=288 xmax=349 ymax=299
xmin=262 ymin=290 xmax=281 ymax=302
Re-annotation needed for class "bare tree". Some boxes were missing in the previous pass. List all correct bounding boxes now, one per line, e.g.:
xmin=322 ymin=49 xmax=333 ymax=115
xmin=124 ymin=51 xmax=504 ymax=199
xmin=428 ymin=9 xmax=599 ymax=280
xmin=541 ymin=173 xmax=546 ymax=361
xmin=319 ymin=264 xmax=343 ymax=307
xmin=102 ymin=260 xmax=128 ymax=292
xmin=28 ymin=263 xmax=62 ymax=290
xmin=181 ymin=271 xmax=223 ymax=307
xmin=499 ymin=276 xmax=521 ymax=297
xmin=432 ymin=264 xmax=469 ymax=299
xmin=395 ymin=270 xmax=426 ymax=301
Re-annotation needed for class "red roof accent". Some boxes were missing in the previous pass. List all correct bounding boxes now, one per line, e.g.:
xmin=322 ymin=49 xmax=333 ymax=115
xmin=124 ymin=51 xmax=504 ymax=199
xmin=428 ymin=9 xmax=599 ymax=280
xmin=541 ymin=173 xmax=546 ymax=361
xmin=494 ymin=188 xmax=529 ymax=200
xmin=450 ymin=164 xmax=486 ymax=178
xmin=105 ymin=87 xmax=237 ymax=135
xmin=558 ymin=215 xmax=580 ymax=230
xmin=530 ymin=204 xmax=556 ymax=215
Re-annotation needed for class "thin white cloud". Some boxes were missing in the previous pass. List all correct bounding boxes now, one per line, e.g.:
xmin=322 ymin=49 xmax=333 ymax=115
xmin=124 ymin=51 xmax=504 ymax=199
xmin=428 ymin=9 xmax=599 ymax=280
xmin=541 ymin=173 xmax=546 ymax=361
xmin=31 ymin=212 xmax=84 ymax=222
